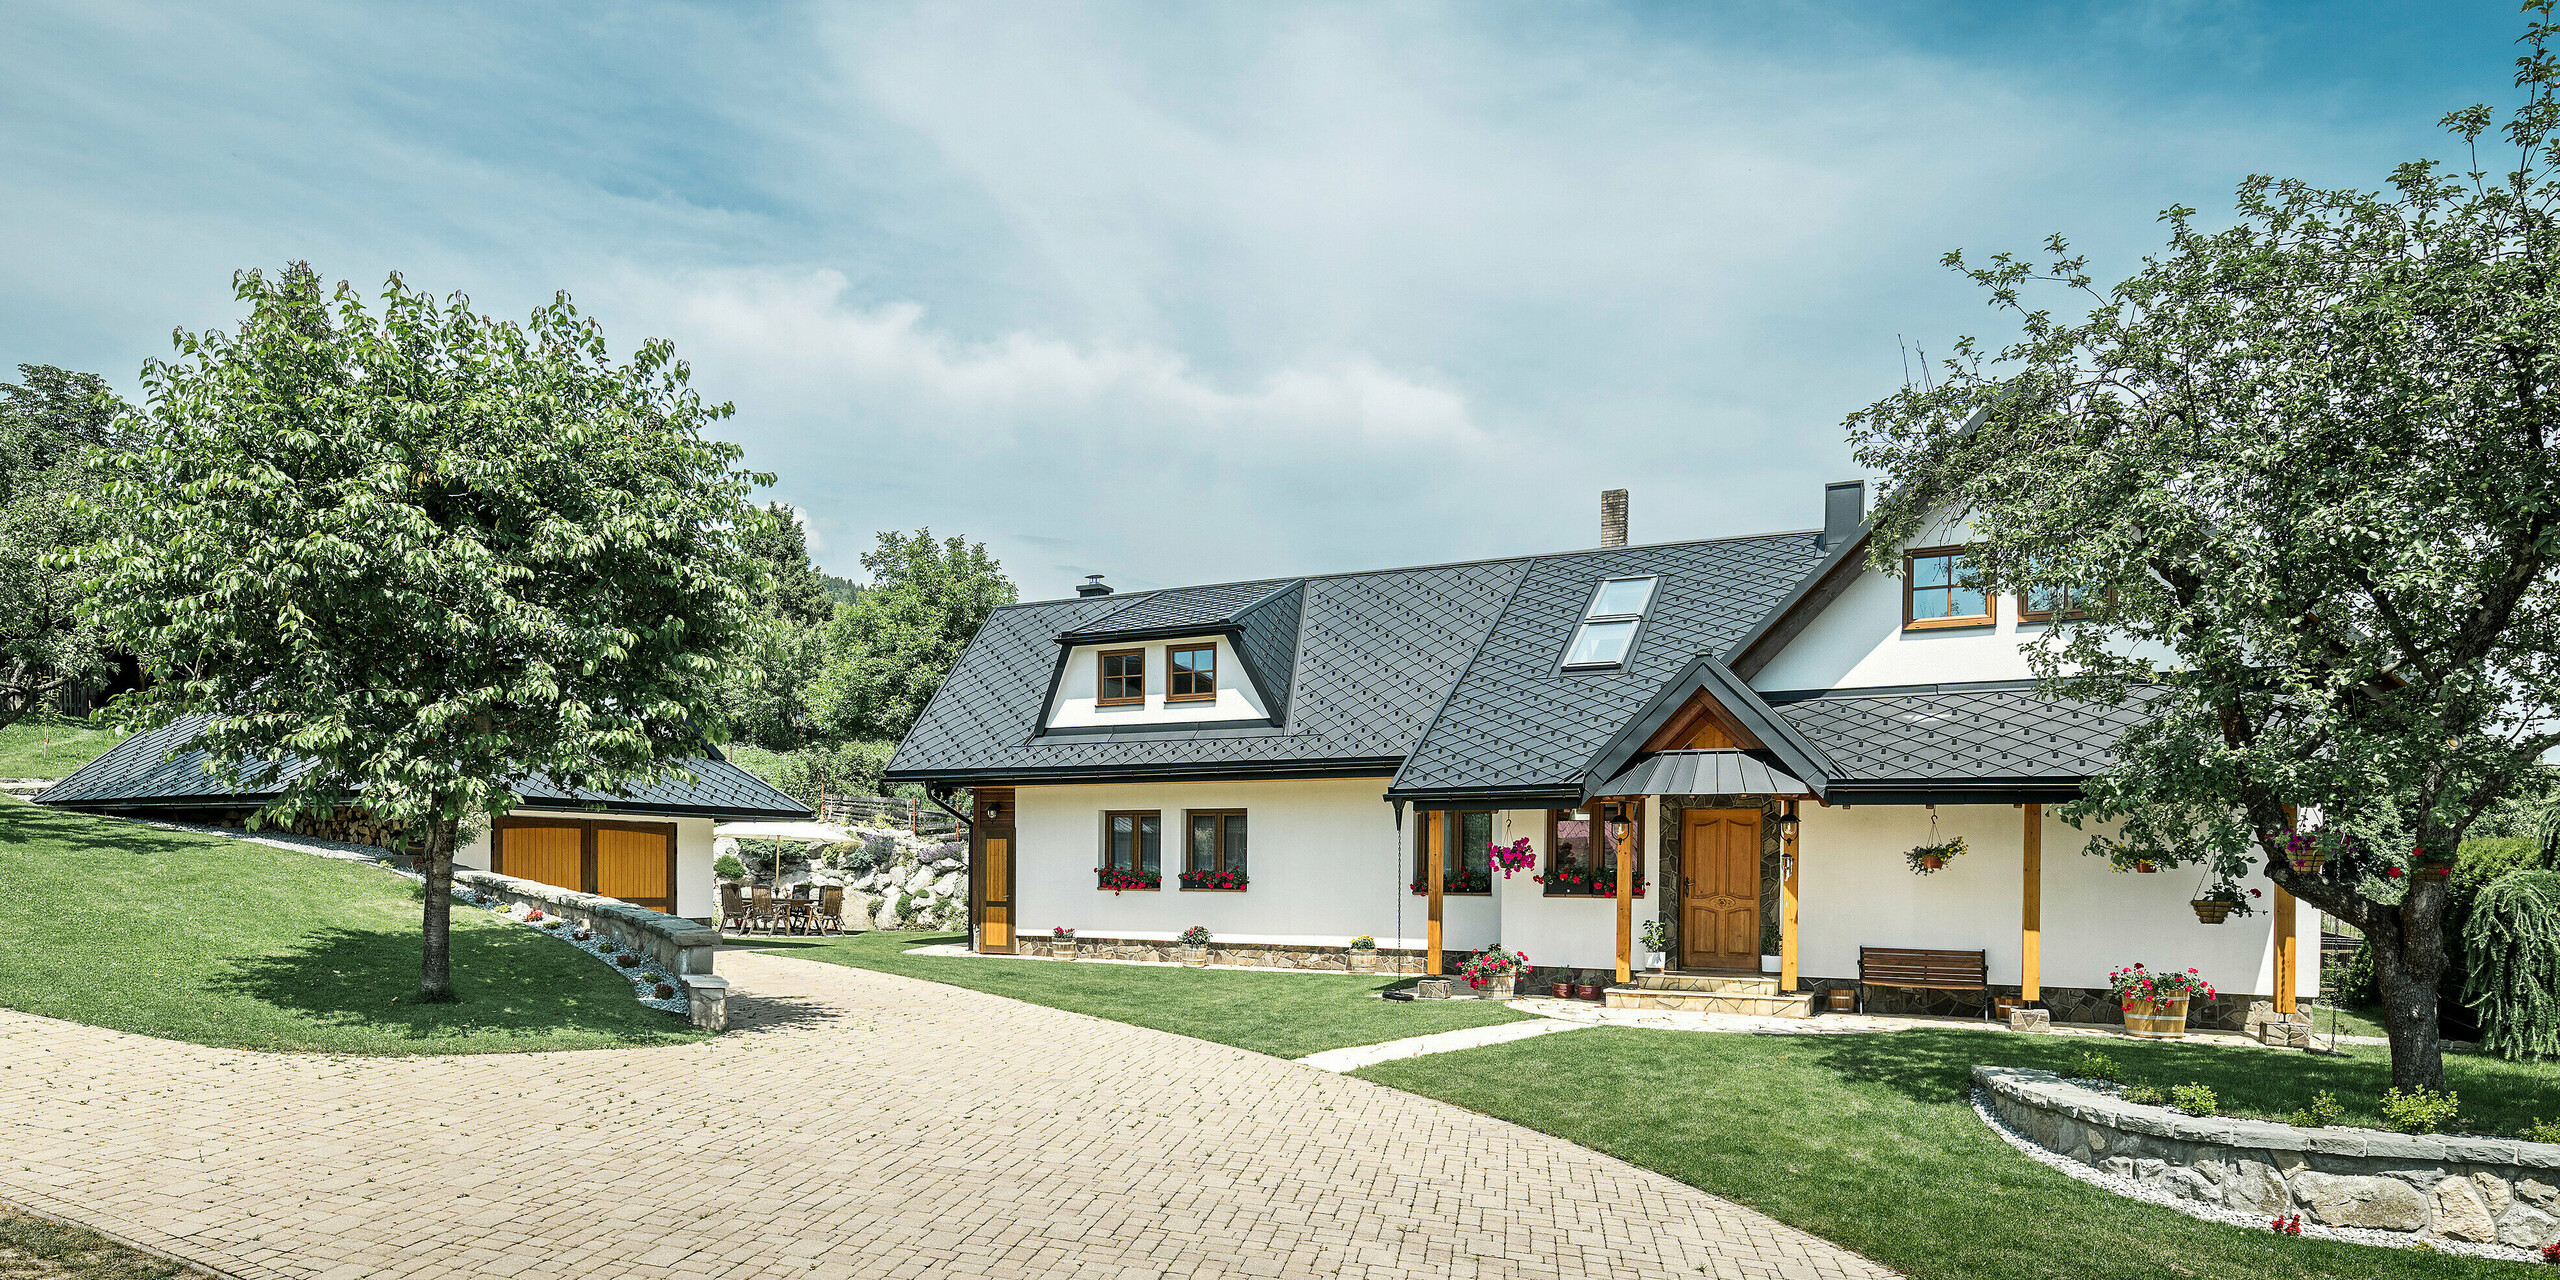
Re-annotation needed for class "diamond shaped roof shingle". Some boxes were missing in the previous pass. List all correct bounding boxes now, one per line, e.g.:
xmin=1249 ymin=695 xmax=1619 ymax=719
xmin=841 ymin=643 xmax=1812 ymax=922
xmin=37 ymin=713 xmax=813 ymax=820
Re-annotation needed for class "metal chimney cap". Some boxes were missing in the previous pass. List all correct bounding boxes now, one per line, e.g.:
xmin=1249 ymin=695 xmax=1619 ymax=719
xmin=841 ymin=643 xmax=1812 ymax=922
xmin=1075 ymin=574 xmax=1114 ymax=597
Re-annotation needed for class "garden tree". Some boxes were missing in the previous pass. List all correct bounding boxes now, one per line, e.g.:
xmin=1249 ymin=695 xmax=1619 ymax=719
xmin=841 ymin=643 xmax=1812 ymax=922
xmin=811 ymin=529 xmax=1014 ymax=743
xmin=1848 ymin=7 xmax=2560 ymax=1091
xmin=716 ymin=503 xmax=837 ymax=750
xmin=0 ymin=365 xmax=129 ymax=726
xmin=80 ymin=264 xmax=769 ymax=1002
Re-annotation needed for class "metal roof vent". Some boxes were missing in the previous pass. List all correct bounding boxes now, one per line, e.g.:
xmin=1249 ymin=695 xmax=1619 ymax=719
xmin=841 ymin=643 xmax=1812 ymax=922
xmin=1076 ymin=574 xmax=1114 ymax=597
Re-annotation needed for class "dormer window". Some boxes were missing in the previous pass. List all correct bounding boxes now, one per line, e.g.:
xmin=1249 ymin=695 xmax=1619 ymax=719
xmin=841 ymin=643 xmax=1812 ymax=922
xmin=1903 ymin=546 xmax=1992 ymax=631
xmin=1562 ymin=575 xmax=1659 ymax=670
xmin=1098 ymin=648 xmax=1145 ymax=706
xmin=1167 ymin=642 xmax=1217 ymax=702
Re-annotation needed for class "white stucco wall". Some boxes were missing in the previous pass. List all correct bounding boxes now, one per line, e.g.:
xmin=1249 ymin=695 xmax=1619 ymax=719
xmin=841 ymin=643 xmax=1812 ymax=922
xmin=1011 ymin=778 xmax=1502 ymax=951
xmin=1494 ymin=799 xmax=1666 ymax=973
xmin=457 ymin=811 xmax=716 ymax=922
xmin=1746 ymin=556 xmax=2039 ymax=692
xmin=1046 ymin=635 xmax=1271 ymax=727
xmin=1794 ymin=802 xmax=2316 ymax=998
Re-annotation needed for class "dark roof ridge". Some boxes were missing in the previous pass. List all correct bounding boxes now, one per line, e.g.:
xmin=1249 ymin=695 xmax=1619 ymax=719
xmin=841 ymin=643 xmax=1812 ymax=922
xmin=999 ymin=528 xmax=1821 ymax=613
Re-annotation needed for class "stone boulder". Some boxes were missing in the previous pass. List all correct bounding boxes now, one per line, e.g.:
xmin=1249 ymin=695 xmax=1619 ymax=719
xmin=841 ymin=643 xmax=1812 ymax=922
xmin=932 ymin=871 xmax=963 ymax=897
xmin=2292 ymin=1170 xmax=2428 ymax=1231
xmin=905 ymin=864 xmax=937 ymax=893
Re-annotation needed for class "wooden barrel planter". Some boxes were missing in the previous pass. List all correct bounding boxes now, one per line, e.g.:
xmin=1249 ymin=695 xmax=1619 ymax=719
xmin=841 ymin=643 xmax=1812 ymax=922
xmin=2122 ymin=996 xmax=2190 ymax=1039
xmin=1824 ymin=989 xmax=1855 ymax=1013
xmin=1549 ymin=982 xmax=1574 ymax=999
xmin=1574 ymin=983 xmax=1603 ymax=1001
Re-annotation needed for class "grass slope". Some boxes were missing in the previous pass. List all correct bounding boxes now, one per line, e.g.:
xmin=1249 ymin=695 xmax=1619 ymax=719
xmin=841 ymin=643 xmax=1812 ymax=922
xmin=0 ymin=1207 xmax=184 ymax=1280
xmin=0 ymin=713 xmax=124 ymax=780
xmin=1360 ymin=1027 xmax=2538 ymax=1280
xmin=0 ymin=804 xmax=705 ymax=1054
xmin=759 ymin=930 xmax=1534 ymax=1059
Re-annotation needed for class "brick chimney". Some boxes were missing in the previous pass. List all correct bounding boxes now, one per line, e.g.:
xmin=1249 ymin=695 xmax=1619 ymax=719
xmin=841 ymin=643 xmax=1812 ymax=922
xmin=1076 ymin=574 xmax=1113 ymax=597
xmin=1601 ymin=489 xmax=1628 ymax=547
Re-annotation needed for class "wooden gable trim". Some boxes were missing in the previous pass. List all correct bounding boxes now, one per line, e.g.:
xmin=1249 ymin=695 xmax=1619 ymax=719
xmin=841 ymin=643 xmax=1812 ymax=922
xmin=1637 ymin=687 xmax=1765 ymax=753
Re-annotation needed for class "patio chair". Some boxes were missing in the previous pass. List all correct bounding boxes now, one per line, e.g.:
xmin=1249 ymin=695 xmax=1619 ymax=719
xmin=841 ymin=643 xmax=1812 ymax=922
xmin=816 ymin=885 xmax=845 ymax=934
xmin=747 ymin=885 xmax=778 ymax=934
xmin=719 ymin=883 xmax=749 ymax=933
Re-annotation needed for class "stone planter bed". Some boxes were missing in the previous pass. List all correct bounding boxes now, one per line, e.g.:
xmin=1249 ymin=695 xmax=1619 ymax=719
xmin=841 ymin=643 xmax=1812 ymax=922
xmin=455 ymin=889 xmax=693 ymax=1018
xmin=1973 ymin=1065 xmax=2556 ymax=1261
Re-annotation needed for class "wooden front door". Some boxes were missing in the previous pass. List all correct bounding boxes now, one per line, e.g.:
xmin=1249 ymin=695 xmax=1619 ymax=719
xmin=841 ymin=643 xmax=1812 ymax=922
xmin=974 ymin=789 xmax=1016 ymax=953
xmin=1681 ymin=809 xmax=1761 ymax=970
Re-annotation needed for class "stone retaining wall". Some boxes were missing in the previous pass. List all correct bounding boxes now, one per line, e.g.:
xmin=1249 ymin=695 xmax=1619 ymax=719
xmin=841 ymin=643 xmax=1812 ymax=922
xmin=1815 ymin=982 xmax=2260 ymax=1030
xmin=455 ymin=869 xmax=728 ymax=1030
xmin=1976 ymin=1065 xmax=2560 ymax=1246
xmin=1028 ymin=936 xmax=1431 ymax=974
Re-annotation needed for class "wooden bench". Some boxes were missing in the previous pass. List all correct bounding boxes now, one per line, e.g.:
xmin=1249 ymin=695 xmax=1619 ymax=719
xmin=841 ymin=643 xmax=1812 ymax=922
xmin=1857 ymin=946 xmax=1991 ymax=1019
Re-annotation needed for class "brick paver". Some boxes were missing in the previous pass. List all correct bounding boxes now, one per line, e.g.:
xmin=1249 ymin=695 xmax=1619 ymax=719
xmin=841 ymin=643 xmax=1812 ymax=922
xmin=0 ymin=950 xmax=1894 ymax=1278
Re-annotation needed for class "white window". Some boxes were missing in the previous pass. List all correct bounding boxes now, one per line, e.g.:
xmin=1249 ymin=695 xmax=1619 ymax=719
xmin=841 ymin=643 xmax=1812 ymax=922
xmin=1562 ymin=575 xmax=1659 ymax=670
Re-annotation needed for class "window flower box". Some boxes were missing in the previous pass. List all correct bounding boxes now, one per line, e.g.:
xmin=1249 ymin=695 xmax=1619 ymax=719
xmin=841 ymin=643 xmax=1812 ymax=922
xmin=1096 ymin=867 xmax=1160 ymax=894
xmin=1531 ymin=867 xmax=1647 ymax=898
xmin=1180 ymin=869 xmax=1249 ymax=892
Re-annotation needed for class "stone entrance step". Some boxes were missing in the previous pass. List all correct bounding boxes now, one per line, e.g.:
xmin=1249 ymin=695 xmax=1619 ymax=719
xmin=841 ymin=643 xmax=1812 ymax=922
xmin=1632 ymin=972 xmax=1779 ymax=996
xmin=1603 ymin=985 xmax=1814 ymax=1017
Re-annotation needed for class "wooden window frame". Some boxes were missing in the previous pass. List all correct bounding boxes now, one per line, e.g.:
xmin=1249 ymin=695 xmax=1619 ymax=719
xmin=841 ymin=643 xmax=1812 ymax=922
xmin=491 ymin=815 xmax=679 ymax=914
xmin=1099 ymin=810 xmax=1163 ymax=889
xmin=2015 ymin=582 xmax=2103 ymax=625
xmin=1096 ymin=647 xmax=1147 ymax=707
xmin=1165 ymin=642 xmax=1219 ymax=703
xmin=1181 ymin=809 xmax=1248 ymax=890
xmin=1901 ymin=545 xmax=1994 ymax=632
xmin=1540 ymin=804 xmax=1644 ymax=897
xmin=1409 ymin=810 xmax=1495 ymax=896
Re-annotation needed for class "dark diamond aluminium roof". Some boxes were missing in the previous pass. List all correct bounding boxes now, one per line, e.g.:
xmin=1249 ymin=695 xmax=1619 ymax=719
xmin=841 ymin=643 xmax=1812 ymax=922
xmin=37 ymin=713 xmax=813 ymax=820
xmin=886 ymin=530 xmax=2164 ymax=801
xmin=1592 ymin=749 xmax=1815 ymax=798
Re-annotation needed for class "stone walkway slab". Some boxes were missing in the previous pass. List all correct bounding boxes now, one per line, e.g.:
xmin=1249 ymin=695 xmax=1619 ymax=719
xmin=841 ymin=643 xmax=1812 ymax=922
xmin=1295 ymin=1015 xmax=1588 ymax=1072
xmin=0 ymin=950 xmax=1895 ymax=1279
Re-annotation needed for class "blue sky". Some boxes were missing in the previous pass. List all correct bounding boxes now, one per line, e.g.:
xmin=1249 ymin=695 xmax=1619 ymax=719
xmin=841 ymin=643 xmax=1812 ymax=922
xmin=0 ymin=2 xmax=2530 ymax=596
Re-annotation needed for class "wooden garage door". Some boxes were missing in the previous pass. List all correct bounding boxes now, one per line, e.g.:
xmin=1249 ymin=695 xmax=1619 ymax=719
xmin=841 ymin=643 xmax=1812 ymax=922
xmin=492 ymin=818 xmax=679 ymax=915
xmin=596 ymin=825 xmax=675 ymax=914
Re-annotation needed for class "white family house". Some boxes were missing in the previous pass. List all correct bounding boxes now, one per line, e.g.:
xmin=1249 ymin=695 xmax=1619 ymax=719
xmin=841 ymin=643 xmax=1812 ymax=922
xmin=888 ymin=486 xmax=2318 ymax=1026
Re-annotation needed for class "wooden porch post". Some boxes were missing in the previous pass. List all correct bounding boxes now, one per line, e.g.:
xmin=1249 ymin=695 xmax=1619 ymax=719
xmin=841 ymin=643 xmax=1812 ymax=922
xmin=1780 ymin=799 xmax=1800 ymax=991
xmin=1614 ymin=801 xmax=1634 ymax=985
xmin=2020 ymin=802 xmax=2042 ymax=1004
xmin=1426 ymin=811 xmax=1444 ymax=976
xmin=2274 ymin=805 xmax=2298 ymax=1014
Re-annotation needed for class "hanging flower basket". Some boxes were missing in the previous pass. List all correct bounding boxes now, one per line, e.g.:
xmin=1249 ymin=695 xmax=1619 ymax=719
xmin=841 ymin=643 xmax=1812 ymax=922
xmin=1489 ymin=837 xmax=1537 ymax=879
xmin=1905 ymin=837 xmax=1967 ymax=875
xmin=2410 ymin=847 xmax=2453 ymax=883
xmin=2279 ymin=830 xmax=2331 ymax=874
xmin=2189 ymin=899 xmax=2234 ymax=924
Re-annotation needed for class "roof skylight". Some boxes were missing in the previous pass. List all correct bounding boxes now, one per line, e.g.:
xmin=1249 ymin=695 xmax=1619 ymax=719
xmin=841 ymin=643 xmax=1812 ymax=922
xmin=1562 ymin=575 xmax=1659 ymax=670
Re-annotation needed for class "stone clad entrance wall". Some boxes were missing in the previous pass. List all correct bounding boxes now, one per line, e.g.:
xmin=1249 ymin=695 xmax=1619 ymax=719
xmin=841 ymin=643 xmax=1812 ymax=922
xmin=1977 ymin=1066 xmax=2560 ymax=1247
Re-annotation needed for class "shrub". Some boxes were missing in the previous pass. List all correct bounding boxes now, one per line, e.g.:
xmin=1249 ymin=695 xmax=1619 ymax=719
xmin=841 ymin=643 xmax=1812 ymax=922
xmin=2286 ymin=1090 xmax=2344 ymax=1128
xmin=2380 ymin=1085 xmax=2462 ymax=1134
xmin=597 ymin=939 xmax=618 ymax=953
xmin=713 ymin=853 xmax=746 ymax=881
xmin=2168 ymin=1082 xmax=2219 ymax=1117
xmin=1349 ymin=935 xmax=1377 ymax=951
xmin=542 ymin=918 xmax=564 ymax=930
xmin=2522 ymin=1116 xmax=2560 ymax=1145
xmin=639 ymin=972 xmax=662 ymax=984
xmin=2121 ymin=1083 xmax=2167 ymax=1107
xmin=1177 ymin=925 xmax=1212 ymax=946
xmin=615 ymin=954 xmax=640 ymax=968
xmin=2068 ymin=1049 xmax=2123 ymax=1083
xmin=2463 ymin=870 xmax=2560 ymax=1059
xmin=654 ymin=982 xmax=676 ymax=999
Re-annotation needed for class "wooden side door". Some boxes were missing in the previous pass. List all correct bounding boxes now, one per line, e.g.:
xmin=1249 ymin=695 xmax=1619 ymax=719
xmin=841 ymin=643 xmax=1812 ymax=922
xmin=1681 ymin=809 xmax=1762 ymax=970
xmin=974 ymin=789 xmax=1015 ymax=953
xmin=493 ymin=821 xmax=582 ymax=895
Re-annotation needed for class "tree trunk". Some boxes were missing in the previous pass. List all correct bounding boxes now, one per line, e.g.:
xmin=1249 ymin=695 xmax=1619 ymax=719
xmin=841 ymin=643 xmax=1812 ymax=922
xmin=419 ymin=814 xmax=460 ymax=1003
xmin=2367 ymin=883 xmax=2452 ymax=1092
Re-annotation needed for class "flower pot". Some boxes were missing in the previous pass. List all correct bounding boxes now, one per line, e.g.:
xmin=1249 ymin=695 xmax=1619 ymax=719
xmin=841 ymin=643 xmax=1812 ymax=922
xmin=2123 ymin=996 xmax=2191 ymax=1040
xmin=1348 ymin=950 xmax=1380 ymax=974
xmin=1052 ymin=940 xmax=1079 ymax=960
xmin=1644 ymin=951 xmax=1667 ymax=972
xmin=1761 ymin=954 xmax=1781 ymax=974
xmin=1824 ymin=989 xmax=1855 ymax=1013
xmin=1179 ymin=945 xmax=1209 ymax=967
xmin=1479 ymin=977 xmax=1516 ymax=1001
xmin=2289 ymin=852 xmax=2328 ymax=874
xmin=2190 ymin=899 xmax=2234 ymax=924
xmin=1574 ymin=983 xmax=1602 ymax=1001
xmin=1917 ymin=855 xmax=1944 ymax=872
xmin=2130 ymin=860 xmax=2159 ymax=874
xmin=1549 ymin=982 xmax=1574 ymax=999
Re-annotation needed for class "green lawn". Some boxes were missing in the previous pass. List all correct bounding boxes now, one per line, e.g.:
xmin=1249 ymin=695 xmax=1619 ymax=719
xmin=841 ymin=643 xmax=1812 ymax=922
xmin=1358 ymin=1027 xmax=2529 ymax=1280
xmin=0 ymin=1207 xmax=183 ymax=1279
xmin=0 ymin=803 xmax=706 ymax=1054
xmin=757 ymin=929 xmax=1535 ymax=1058
xmin=0 ymin=711 xmax=125 ymax=779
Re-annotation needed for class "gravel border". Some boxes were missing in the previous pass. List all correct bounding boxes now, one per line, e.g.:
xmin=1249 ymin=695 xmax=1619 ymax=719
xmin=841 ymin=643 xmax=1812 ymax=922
xmin=1968 ymin=1082 xmax=2537 ymax=1262
xmin=442 ymin=889 xmax=693 ymax=1016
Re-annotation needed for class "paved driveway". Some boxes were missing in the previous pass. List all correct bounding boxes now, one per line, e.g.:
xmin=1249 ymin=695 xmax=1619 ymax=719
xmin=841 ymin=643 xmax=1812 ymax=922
xmin=0 ymin=950 xmax=1892 ymax=1279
